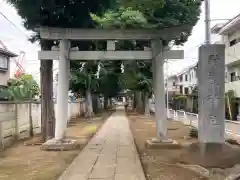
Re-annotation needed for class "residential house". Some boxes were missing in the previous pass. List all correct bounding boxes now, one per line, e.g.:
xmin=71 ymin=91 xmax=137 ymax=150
xmin=167 ymin=63 xmax=198 ymax=96
xmin=0 ymin=47 xmax=18 ymax=87
xmin=166 ymin=75 xmax=179 ymax=94
xmin=0 ymin=47 xmax=18 ymax=100
xmin=211 ymin=14 xmax=240 ymax=97
xmin=166 ymin=63 xmax=198 ymax=111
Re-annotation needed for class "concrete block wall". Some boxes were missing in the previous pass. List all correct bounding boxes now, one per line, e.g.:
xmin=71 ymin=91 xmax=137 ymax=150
xmin=0 ymin=100 xmax=85 ymax=149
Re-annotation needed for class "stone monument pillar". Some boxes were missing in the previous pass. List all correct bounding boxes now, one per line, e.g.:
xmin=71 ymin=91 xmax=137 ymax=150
xmin=198 ymin=44 xmax=225 ymax=144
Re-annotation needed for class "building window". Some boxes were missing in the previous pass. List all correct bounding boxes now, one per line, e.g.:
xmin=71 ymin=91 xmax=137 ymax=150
xmin=225 ymin=72 xmax=228 ymax=82
xmin=185 ymin=75 xmax=188 ymax=81
xmin=179 ymin=75 xmax=183 ymax=82
xmin=230 ymin=72 xmax=236 ymax=82
xmin=229 ymin=37 xmax=240 ymax=47
xmin=230 ymin=39 xmax=237 ymax=47
xmin=184 ymin=87 xmax=189 ymax=95
xmin=173 ymin=82 xmax=176 ymax=86
xmin=180 ymin=85 xmax=183 ymax=94
xmin=0 ymin=56 xmax=8 ymax=70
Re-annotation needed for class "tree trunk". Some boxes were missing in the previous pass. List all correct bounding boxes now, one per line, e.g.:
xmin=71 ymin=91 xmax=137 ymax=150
xmin=136 ymin=91 xmax=141 ymax=111
xmin=40 ymin=60 xmax=55 ymax=142
xmin=136 ymin=91 xmax=144 ymax=114
xmin=104 ymin=96 xmax=108 ymax=110
xmin=133 ymin=91 xmax=137 ymax=111
xmin=29 ymin=102 xmax=34 ymax=137
xmin=85 ymin=89 xmax=94 ymax=118
xmin=144 ymin=92 xmax=150 ymax=116
xmin=110 ymin=98 xmax=113 ymax=107
xmin=141 ymin=92 xmax=146 ymax=113
xmin=107 ymin=99 xmax=110 ymax=107
xmin=92 ymin=93 xmax=97 ymax=113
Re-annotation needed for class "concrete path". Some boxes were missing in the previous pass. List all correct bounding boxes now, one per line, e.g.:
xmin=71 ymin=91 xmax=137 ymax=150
xmin=58 ymin=107 xmax=146 ymax=180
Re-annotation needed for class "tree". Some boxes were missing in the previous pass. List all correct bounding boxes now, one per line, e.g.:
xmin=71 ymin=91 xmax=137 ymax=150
xmin=7 ymin=0 xmax=116 ymax=141
xmin=7 ymin=74 xmax=39 ymax=101
xmin=98 ymin=60 xmax=122 ymax=109
xmin=70 ymin=60 xmax=99 ymax=118
xmin=92 ymin=2 xmax=201 ymax=113
xmin=91 ymin=7 xmax=148 ymax=29
xmin=6 ymin=74 xmax=39 ymax=137
xmin=121 ymin=59 xmax=153 ymax=114
xmin=92 ymin=8 xmax=151 ymax=113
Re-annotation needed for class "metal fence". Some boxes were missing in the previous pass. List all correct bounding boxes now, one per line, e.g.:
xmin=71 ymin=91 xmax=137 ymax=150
xmin=168 ymin=109 xmax=240 ymax=139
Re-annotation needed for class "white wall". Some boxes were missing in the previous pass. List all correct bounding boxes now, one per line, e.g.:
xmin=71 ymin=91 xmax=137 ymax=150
xmin=0 ymin=100 xmax=85 ymax=149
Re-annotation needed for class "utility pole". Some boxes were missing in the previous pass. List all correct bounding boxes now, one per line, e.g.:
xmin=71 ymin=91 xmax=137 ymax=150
xmin=204 ymin=0 xmax=211 ymax=44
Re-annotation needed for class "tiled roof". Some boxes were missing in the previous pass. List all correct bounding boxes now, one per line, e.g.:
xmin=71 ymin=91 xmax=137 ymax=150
xmin=218 ymin=14 xmax=240 ymax=35
xmin=0 ymin=48 xmax=18 ymax=57
xmin=175 ymin=62 xmax=198 ymax=76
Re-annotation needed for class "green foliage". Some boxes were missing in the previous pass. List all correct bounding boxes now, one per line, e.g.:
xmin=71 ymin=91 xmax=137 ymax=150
xmin=8 ymin=0 xmax=201 ymax=102
xmin=173 ymin=95 xmax=187 ymax=100
xmin=189 ymin=127 xmax=198 ymax=138
xmin=7 ymin=0 xmax=116 ymax=30
xmin=6 ymin=74 xmax=39 ymax=101
xmin=121 ymin=60 xmax=152 ymax=93
xmin=225 ymin=90 xmax=240 ymax=121
xmin=120 ymin=0 xmax=164 ymax=13
xmin=92 ymin=1 xmax=201 ymax=44
xmin=91 ymin=7 xmax=148 ymax=29
xmin=172 ymin=94 xmax=187 ymax=110
xmin=190 ymin=86 xmax=198 ymax=96
xmin=91 ymin=1 xmax=201 ymax=94
xmin=7 ymin=0 xmax=117 ymax=50
xmin=70 ymin=61 xmax=99 ymax=96
xmin=98 ymin=60 xmax=122 ymax=98
xmin=92 ymin=9 xmax=153 ymax=93
xmin=0 ymin=87 xmax=10 ymax=101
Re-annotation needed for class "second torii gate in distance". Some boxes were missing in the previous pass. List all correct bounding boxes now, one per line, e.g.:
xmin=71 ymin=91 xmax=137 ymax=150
xmin=38 ymin=26 xmax=185 ymax=149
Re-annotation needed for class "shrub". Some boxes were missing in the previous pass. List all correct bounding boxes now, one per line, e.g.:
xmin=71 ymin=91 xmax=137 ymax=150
xmin=189 ymin=127 xmax=198 ymax=138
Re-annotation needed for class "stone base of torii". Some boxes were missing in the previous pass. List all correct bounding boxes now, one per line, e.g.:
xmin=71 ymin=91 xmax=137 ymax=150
xmin=37 ymin=27 xmax=226 ymax=153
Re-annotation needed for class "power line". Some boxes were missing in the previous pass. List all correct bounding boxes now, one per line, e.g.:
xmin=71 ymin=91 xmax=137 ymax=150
xmin=0 ymin=11 xmax=29 ymax=38
xmin=0 ymin=10 xmax=39 ymax=51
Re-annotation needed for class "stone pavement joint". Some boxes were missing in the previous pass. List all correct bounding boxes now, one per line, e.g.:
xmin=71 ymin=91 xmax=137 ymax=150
xmin=58 ymin=107 xmax=146 ymax=180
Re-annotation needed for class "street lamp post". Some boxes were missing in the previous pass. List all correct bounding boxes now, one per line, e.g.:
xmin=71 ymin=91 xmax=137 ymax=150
xmin=204 ymin=0 xmax=211 ymax=44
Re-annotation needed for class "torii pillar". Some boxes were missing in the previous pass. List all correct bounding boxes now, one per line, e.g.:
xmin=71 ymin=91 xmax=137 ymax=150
xmin=146 ymin=39 xmax=183 ymax=148
xmin=55 ymin=39 xmax=70 ymax=141
xmin=42 ymin=39 xmax=73 ymax=150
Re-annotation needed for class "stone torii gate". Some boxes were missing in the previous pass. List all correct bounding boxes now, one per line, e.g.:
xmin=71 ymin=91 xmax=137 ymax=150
xmin=38 ymin=27 xmax=185 ymax=148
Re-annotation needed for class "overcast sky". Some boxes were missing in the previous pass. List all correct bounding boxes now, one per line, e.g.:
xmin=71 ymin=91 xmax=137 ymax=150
xmin=0 ymin=0 xmax=240 ymax=82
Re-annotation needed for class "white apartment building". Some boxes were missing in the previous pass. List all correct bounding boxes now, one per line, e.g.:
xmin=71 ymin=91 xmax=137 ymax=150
xmin=166 ymin=75 xmax=179 ymax=94
xmin=166 ymin=63 xmax=198 ymax=95
xmin=212 ymin=14 xmax=240 ymax=97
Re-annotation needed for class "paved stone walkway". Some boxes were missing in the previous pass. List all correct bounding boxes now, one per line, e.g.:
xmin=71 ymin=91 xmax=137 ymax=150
xmin=58 ymin=107 xmax=146 ymax=180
